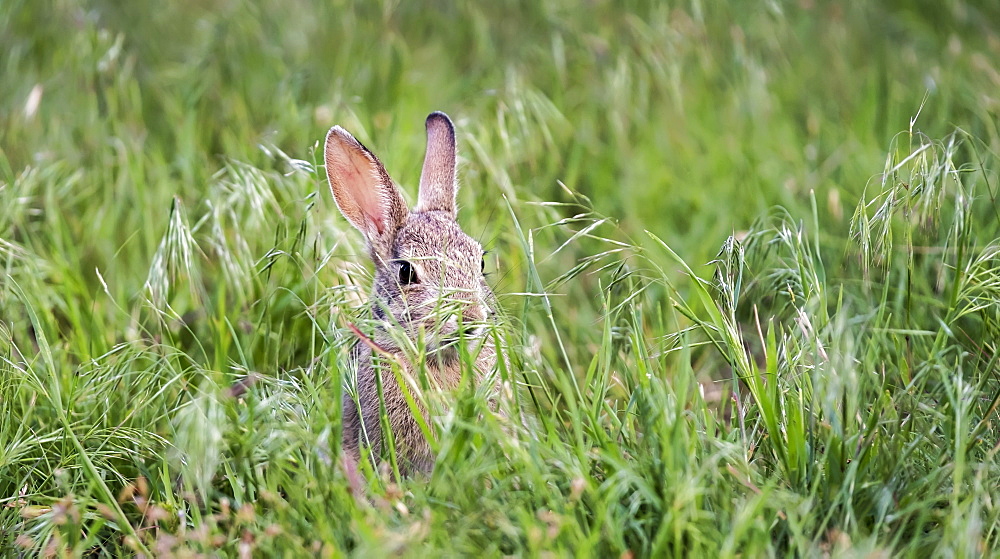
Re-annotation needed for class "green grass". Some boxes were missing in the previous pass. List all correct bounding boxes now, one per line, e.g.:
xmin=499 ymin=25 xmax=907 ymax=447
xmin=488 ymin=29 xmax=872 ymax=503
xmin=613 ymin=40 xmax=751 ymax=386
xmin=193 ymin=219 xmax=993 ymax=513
xmin=2 ymin=0 xmax=1000 ymax=556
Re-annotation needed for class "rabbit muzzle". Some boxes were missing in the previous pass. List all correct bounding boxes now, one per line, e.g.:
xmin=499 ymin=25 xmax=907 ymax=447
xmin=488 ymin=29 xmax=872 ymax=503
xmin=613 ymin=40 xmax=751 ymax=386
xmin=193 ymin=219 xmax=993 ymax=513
xmin=427 ymin=290 xmax=492 ymax=344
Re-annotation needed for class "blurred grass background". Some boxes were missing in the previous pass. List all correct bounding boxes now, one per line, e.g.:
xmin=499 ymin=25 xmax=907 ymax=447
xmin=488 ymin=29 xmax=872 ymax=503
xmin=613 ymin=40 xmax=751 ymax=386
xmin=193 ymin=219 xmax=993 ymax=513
xmin=2 ymin=0 xmax=999 ymax=556
xmin=5 ymin=1 xmax=999 ymax=264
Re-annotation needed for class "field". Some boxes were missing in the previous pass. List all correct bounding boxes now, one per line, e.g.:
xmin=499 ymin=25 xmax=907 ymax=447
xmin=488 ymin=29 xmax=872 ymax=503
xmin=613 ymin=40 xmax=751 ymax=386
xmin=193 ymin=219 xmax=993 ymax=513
xmin=2 ymin=0 xmax=1000 ymax=556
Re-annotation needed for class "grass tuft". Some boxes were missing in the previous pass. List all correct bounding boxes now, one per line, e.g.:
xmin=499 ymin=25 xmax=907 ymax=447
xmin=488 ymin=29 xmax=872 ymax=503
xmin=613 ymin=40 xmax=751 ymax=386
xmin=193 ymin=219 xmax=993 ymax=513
xmin=2 ymin=0 xmax=1000 ymax=555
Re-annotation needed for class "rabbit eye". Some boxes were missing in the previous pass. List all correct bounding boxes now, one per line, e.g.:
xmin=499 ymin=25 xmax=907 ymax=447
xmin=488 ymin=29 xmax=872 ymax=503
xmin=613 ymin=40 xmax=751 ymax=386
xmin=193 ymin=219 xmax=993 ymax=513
xmin=481 ymin=257 xmax=486 ymax=274
xmin=397 ymin=260 xmax=418 ymax=285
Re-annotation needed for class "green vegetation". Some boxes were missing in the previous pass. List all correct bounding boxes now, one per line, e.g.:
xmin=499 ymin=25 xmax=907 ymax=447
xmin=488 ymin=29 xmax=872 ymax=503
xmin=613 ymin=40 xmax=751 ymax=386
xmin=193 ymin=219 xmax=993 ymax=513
xmin=2 ymin=0 xmax=999 ymax=556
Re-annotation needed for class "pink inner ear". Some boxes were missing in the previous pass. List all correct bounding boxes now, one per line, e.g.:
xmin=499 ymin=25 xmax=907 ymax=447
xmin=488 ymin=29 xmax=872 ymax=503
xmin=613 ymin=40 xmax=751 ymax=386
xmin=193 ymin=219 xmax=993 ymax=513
xmin=366 ymin=210 xmax=385 ymax=235
xmin=328 ymin=147 xmax=386 ymax=236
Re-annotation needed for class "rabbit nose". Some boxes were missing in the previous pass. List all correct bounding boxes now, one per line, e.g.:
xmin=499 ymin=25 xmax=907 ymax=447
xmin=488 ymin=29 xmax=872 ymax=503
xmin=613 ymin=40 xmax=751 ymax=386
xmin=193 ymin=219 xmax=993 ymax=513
xmin=457 ymin=301 xmax=489 ymax=336
xmin=462 ymin=304 xmax=486 ymax=324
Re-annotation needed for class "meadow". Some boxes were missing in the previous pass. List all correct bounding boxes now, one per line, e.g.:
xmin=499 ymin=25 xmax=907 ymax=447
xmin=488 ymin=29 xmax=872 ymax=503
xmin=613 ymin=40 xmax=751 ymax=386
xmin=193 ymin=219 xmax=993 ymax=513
xmin=1 ymin=0 xmax=999 ymax=556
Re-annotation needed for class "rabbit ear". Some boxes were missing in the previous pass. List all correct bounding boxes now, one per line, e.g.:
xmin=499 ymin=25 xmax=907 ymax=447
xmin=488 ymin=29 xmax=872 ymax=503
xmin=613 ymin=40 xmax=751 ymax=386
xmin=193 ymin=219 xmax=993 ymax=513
xmin=416 ymin=111 xmax=457 ymax=217
xmin=325 ymin=126 xmax=408 ymax=257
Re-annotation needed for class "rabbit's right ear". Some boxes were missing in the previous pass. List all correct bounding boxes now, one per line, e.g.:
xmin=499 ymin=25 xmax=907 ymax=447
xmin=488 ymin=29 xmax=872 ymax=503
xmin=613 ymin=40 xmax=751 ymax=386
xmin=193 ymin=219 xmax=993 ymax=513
xmin=325 ymin=126 xmax=408 ymax=258
xmin=416 ymin=112 xmax=457 ymax=217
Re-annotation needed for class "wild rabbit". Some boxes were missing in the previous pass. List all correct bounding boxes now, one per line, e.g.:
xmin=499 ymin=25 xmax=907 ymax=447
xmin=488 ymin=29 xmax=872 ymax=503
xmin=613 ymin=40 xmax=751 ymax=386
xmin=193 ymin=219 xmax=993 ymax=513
xmin=324 ymin=112 xmax=500 ymax=474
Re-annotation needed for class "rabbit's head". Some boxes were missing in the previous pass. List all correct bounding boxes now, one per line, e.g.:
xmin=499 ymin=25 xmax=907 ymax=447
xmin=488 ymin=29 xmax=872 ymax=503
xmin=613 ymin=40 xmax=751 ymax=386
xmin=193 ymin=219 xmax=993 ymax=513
xmin=324 ymin=112 xmax=495 ymax=361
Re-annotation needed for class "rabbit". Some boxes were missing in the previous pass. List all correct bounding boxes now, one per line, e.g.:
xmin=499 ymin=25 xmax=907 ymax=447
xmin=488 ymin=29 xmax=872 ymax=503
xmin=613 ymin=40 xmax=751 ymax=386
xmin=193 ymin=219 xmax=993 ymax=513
xmin=324 ymin=111 xmax=500 ymax=475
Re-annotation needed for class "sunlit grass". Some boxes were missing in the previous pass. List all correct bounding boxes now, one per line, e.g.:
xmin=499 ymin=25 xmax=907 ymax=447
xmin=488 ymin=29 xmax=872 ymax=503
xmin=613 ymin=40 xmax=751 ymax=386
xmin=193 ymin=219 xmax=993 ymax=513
xmin=2 ymin=0 xmax=1000 ymax=556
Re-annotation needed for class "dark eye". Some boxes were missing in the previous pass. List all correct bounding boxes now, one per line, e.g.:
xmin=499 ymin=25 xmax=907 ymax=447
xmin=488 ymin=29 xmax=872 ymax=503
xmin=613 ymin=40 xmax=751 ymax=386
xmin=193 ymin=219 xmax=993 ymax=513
xmin=397 ymin=260 xmax=418 ymax=285
xmin=481 ymin=257 xmax=486 ymax=274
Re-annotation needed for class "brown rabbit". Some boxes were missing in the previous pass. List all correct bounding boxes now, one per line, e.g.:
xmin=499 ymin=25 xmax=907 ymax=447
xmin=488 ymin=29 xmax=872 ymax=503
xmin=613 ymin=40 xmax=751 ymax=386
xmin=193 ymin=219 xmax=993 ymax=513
xmin=324 ymin=112 xmax=500 ymax=474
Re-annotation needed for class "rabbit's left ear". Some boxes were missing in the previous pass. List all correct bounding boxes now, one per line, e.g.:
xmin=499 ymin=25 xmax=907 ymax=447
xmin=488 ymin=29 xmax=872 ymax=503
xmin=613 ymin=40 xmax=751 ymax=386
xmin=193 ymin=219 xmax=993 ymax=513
xmin=416 ymin=111 xmax=457 ymax=217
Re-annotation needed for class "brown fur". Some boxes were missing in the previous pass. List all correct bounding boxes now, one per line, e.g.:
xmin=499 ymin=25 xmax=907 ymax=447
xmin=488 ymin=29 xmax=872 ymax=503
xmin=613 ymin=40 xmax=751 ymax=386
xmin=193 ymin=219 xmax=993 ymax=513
xmin=325 ymin=112 xmax=499 ymax=475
